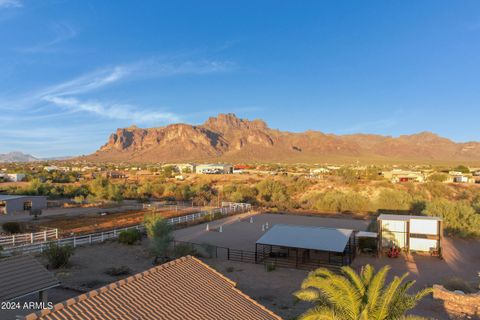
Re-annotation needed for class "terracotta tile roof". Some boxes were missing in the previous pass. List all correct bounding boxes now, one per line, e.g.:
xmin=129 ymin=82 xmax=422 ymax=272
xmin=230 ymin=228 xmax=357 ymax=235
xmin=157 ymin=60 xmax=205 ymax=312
xmin=24 ymin=256 xmax=281 ymax=320
xmin=0 ymin=255 xmax=59 ymax=301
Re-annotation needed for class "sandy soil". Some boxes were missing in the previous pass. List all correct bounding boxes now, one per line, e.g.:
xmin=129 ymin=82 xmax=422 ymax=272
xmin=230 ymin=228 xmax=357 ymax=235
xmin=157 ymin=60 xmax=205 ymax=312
xmin=45 ymin=240 xmax=154 ymax=290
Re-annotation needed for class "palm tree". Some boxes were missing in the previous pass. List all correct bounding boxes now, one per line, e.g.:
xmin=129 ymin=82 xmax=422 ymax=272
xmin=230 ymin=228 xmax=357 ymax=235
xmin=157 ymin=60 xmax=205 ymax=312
xmin=294 ymin=264 xmax=432 ymax=320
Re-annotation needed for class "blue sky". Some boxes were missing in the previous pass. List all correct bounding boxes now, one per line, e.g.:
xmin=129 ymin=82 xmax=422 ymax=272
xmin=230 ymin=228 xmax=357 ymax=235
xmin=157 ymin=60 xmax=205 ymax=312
xmin=1 ymin=1 xmax=480 ymax=157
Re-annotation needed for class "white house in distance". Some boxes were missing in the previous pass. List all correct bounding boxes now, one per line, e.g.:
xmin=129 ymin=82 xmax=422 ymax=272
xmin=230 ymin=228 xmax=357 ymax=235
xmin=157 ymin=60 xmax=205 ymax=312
xmin=0 ymin=173 xmax=26 ymax=182
xmin=195 ymin=164 xmax=233 ymax=174
xmin=377 ymin=214 xmax=443 ymax=257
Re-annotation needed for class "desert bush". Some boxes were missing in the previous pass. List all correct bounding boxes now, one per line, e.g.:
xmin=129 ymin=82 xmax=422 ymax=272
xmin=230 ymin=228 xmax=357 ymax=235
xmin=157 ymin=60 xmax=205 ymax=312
xmin=428 ymin=173 xmax=449 ymax=183
xmin=473 ymin=195 xmax=480 ymax=214
xmin=104 ymin=266 xmax=132 ymax=276
xmin=223 ymin=184 xmax=257 ymax=204
xmin=43 ymin=243 xmax=74 ymax=269
xmin=256 ymin=179 xmax=289 ymax=205
xmin=144 ymin=215 xmax=174 ymax=262
xmin=424 ymin=182 xmax=451 ymax=199
xmin=306 ymin=190 xmax=372 ymax=213
xmin=200 ymin=242 xmax=216 ymax=258
xmin=423 ymin=199 xmax=480 ymax=237
xmin=376 ymin=188 xmax=413 ymax=211
xmin=173 ymin=243 xmax=197 ymax=258
xmin=2 ymin=221 xmax=22 ymax=234
xmin=265 ymin=262 xmax=276 ymax=272
xmin=118 ymin=229 xmax=141 ymax=245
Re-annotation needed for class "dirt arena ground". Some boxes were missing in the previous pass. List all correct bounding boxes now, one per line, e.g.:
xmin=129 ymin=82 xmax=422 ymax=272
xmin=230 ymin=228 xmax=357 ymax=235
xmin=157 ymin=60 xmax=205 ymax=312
xmin=173 ymin=212 xmax=371 ymax=251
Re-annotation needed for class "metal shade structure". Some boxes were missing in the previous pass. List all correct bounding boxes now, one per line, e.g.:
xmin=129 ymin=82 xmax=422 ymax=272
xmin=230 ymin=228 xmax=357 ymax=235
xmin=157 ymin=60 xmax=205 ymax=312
xmin=255 ymin=224 xmax=356 ymax=268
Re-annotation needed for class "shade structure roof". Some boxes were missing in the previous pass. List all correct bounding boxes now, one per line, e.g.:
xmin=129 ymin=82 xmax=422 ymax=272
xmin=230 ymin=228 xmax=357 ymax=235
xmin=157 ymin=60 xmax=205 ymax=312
xmin=0 ymin=255 xmax=59 ymax=301
xmin=0 ymin=195 xmax=44 ymax=201
xmin=356 ymin=231 xmax=378 ymax=238
xmin=256 ymin=224 xmax=353 ymax=253
xmin=24 ymin=256 xmax=281 ymax=320
xmin=377 ymin=214 xmax=442 ymax=221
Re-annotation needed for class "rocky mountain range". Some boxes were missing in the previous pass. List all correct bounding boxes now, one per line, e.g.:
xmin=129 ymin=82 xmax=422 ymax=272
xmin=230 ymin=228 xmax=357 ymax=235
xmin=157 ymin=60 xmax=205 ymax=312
xmin=0 ymin=151 xmax=38 ymax=163
xmin=84 ymin=113 xmax=480 ymax=164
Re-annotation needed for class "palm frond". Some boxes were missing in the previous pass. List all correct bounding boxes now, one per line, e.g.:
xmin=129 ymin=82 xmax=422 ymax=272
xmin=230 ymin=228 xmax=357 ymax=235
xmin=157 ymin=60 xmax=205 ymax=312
xmin=298 ymin=306 xmax=341 ymax=320
xmin=365 ymin=265 xmax=390 ymax=315
xmin=341 ymin=266 xmax=366 ymax=296
xmin=374 ymin=272 xmax=409 ymax=320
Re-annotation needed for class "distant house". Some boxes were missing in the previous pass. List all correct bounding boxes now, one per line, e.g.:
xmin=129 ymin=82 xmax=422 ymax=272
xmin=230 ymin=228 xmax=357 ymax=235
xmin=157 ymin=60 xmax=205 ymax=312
xmin=448 ymin=171 xmax=473 ymax=183
xmin=23 ymin=256 xmax=281 ymax=320
xmin=103 ymin=171 xmax=126 ymax=179
xmin=174 ymin=163 xmax=196 ymax=173
xmin=43 ymin=166 xmax=59 ymax=172
xmin=0 ymin=195 xmax=47 ymax=215
xmin=382 ymin=169 xmax=425 ymax=183
xmin=196 ymin=164 xmax=233 ymax=174
xmin=0 ymin=173 xmax=26 ymax=182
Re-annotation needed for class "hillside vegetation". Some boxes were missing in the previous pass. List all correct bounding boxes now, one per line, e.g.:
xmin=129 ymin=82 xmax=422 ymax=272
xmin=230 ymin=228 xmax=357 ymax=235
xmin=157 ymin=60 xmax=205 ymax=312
xmin=4 ymin=171 xmax=480 ymax=238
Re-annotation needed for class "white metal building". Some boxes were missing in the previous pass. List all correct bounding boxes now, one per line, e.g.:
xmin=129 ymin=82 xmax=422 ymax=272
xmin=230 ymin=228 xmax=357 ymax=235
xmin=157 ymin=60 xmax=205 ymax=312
xmin=377 ymin=214 xmax=443 ymax=256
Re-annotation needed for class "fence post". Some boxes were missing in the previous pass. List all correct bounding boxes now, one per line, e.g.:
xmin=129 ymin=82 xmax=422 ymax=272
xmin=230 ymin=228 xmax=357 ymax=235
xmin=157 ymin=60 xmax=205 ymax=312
xmin=55 ymin=229 xmax=58 ymax=239
xmin=113 ymin=229 xmax=116 ymax=237
xmin=89 ymin=235 xmax=92 ymax=244
xmin=31 ymin=233 xmax=33 ymax=244
xmin=73 ymin=237 xmax=76 ymax=248
xmin=227 ymin=248 xmax=230 ymax=260
xmin=44 ymin=231 xmax=47 ymax=241
xmin=12 ymin=235 xmax=15 ymax=246
xmin=101 ymin=232 xmax=104 ymax=242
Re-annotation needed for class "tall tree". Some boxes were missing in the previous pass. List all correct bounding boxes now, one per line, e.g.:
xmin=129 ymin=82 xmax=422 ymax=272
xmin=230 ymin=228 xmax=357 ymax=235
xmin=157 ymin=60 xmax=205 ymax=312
xmin=294 ymin=265 xmax=431 ymax=320
xmin=144 ymin=214 xmax=174 ymax=264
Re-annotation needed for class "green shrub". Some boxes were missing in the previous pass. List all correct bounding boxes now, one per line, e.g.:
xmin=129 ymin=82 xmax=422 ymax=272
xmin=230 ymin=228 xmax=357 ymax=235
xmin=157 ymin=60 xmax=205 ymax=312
xmin=43 ymin=243 xmax=74 ymax=269
xmin=226 ymin=266 xmax=235 ymax=273
xmin=104 ymin=266 xmax=132 ymax=276
xmin=174 ymin=243 xmax=197 ymax=258
xmin=423 ymin=199 xmax=480 ymax=237
xmin=2 ymin=222 xmax=22 ymax=234
xmin=376 ymin=188 xmax=413 ymax=211
xmin=306 ymin=190 xmax=372 ymax=213
xmin=118 ymin=229 xmax=141 ymax=245
xmin=265 ymin=262 xmax=276 ymax=272
xmin=200 ymin=242 xmax=215 ymax=258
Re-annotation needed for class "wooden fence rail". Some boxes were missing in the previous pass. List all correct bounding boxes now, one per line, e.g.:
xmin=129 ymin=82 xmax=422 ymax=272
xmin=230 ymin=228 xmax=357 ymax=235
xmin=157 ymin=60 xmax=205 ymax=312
xmin=0 ymin=228 xmax=58 ymax=248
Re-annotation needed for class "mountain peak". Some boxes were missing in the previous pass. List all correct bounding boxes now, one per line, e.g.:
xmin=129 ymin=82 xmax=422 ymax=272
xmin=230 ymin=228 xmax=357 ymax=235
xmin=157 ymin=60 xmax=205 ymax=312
xmin=203 ymin=113 xmax=268 ymax=131
xmin=0 ymin=151 xmax=38 ymax=163
xmin=85 ymin=114 xmax=480 ymax=163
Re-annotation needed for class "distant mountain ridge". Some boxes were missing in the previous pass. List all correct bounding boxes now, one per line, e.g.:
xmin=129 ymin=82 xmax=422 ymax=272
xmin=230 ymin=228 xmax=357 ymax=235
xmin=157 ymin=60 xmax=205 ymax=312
xmin=83 ymin=113 xmax=480 ymax=163
xmin=0 ymin=151 xmax=38 ymax=163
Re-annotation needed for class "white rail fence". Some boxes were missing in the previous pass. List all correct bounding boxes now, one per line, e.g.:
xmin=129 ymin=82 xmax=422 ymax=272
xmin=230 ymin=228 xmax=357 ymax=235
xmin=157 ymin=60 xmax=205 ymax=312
xmin=0 ymin=228 xmax=58 ymax=248
xmin=2 ymin=203 xmax=251 ymax=255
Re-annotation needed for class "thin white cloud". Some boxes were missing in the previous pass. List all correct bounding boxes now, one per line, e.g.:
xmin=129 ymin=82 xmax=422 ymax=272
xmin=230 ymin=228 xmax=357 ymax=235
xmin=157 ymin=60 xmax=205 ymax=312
xmin=44 ymin=96 xmax=180 ymax=123
xmin=17 ymin=22 xmax=77 ymax=53
xmin=36 ymin=59 xmax=233 ymax=123
xmin=40 ymin=66 xmax=132 ymax=97
xmin=0 ymin=0 xmax=22 ymax=8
